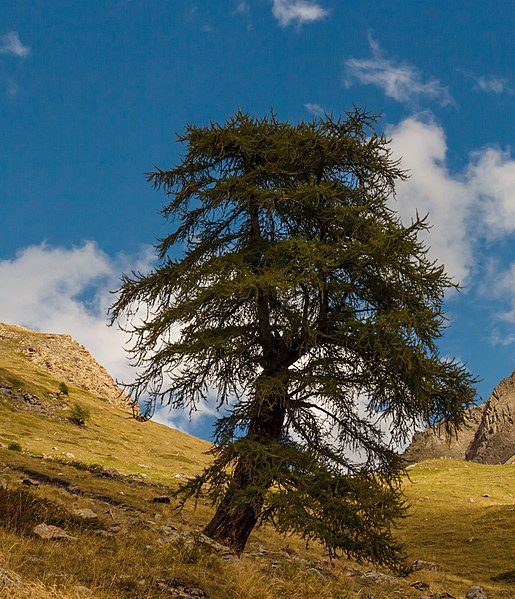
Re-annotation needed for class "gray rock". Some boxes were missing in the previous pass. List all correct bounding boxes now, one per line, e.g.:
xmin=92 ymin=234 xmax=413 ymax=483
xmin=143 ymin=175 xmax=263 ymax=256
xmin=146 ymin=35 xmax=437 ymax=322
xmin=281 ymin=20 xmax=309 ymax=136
xmin=22 ymin=477 xmax=40 ymax=486
xmin=73 ymin=508 xmax=98 ymax=519
xmin=466 ymin=586 xmax=488 ymax=599
xmin=33 ymin=523 xmax=78 ymax=541
xmin=363 ymin=570 xmax=400 ymax=584
xmin=105 ymin=467 xmax=121 ymax=477
xmin=412 ymin=559 xmax=441 ymax=571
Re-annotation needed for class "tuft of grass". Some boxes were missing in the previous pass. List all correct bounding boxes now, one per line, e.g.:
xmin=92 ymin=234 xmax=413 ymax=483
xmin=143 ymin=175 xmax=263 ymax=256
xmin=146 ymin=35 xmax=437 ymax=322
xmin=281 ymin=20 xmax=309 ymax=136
xmin=0 ymin=485 xmax=77 ymax=534
xmin=8 ymin=441 xmax=22 ymax=451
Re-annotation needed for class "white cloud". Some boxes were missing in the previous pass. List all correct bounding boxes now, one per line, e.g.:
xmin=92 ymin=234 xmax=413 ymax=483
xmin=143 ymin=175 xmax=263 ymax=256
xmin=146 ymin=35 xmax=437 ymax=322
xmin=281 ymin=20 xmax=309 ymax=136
xmin=271 ymin=0 xmax=329 ymax=27
xmin=0 ymin=31 xmax=30 ymax=58
xmin=472 ymin=75 xmax=510 ymax=94
xmin=389 ymin=115 xmax=515 ymax=287
xmin=0 ymin=242 xmax=222 ymax=435
xmin=466 ymin=147 xmax=515 ymax=236
xmin=0 ymin=242 xmax=143 ymax=382
xmin=345 ymin=36 xmax=452 ymax=107
xmin=304 ymin=102 xmax=325 ymax=117
xmin=388 ymin=116 xmax=474 ymax=284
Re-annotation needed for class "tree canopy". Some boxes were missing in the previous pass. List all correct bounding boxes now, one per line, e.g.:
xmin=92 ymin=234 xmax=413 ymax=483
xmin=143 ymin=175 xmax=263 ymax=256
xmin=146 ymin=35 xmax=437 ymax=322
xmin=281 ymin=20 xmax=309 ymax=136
xmin=110 ymin=109 xmax=476 ymax=570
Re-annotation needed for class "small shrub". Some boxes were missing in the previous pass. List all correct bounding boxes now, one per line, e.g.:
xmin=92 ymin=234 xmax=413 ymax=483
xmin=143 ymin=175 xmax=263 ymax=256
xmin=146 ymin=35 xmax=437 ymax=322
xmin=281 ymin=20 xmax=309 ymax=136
xmin=57 ymin=382 xmax=69 ymax=397
xmin=69 ymin=403 xmax=90 ymax=427
xmin=7 ymin=441 xmax=22 ymax=452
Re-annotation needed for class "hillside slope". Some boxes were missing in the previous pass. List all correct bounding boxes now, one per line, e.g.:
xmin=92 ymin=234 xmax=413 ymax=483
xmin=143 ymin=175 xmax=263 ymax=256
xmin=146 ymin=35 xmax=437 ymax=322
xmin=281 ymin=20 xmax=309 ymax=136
xmin=0 ymin=322 xmax=212 ymax=481
xmin=0 ymin=323 xmax=513 ymax=598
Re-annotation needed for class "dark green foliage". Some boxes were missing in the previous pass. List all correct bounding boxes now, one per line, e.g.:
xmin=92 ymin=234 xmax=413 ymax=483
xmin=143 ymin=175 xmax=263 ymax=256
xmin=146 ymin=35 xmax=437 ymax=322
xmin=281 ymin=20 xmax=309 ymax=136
xmin=69 ymin=402 xmax=90 ymax=426
xmin=111 ymin=109 xmax=477 ymax=568
xmin=58 ymin=381 xmax=70 ymax=396
xmin=7 ymin=441 xmax=22 ymax=452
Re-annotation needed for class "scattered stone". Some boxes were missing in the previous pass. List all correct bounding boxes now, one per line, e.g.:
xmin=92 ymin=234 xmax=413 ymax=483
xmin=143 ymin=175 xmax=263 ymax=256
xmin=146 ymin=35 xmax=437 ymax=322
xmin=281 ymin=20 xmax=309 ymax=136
xmin=73 ymin=508 xmax=98 ymax=519
xmin=363 ymin=570 xmax=400 ymax=584
xmin=412 ymin=560 xmax=441 ymax=572
xmin=157 ymin=525 xmax=180 ymax=537
xmin=22 ymin=477 xmax=40 ymax=486
xmin=65 ymin=452 xmax=75 ymax=459
xmin=33 ymin=523 xmax=78 ymax=541
xmin=0 ymin=479 xmax=7 ymax=490
xmin=466 ymin=586 xmax=488 ymax=599
xmin=68 ymin=485 xmax=81 ymax=494
xmin=410 ymin=580 xmax=429 ymax=590
xmin=152 ymin=495 xmax=171 ymax=503
xmin=105 ymin=467 xmax=121 ymax=477
xmin=468 ymin=498 xmax=476 ymax=503
xmin=73 ymin=586 xmax=92 ymax=594
xmin=434 ymin=593 xmax=455 ymax=599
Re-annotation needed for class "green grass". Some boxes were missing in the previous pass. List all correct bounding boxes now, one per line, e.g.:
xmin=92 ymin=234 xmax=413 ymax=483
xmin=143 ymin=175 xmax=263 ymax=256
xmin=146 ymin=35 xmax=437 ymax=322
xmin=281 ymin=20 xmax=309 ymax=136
xmin=397 ymin=459 xmax=515 ymax=594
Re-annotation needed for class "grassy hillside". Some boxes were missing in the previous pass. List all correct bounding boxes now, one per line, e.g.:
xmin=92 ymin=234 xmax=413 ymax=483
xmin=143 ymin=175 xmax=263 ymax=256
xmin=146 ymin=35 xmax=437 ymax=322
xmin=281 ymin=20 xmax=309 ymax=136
xmin=0 ymin=326 xmax=514 ymax=598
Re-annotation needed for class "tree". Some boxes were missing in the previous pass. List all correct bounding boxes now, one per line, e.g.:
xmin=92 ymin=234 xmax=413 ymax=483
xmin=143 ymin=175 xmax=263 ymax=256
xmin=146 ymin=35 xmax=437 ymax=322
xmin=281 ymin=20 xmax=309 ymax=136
xmin=110 ymin=109 xmax=476 ymax=570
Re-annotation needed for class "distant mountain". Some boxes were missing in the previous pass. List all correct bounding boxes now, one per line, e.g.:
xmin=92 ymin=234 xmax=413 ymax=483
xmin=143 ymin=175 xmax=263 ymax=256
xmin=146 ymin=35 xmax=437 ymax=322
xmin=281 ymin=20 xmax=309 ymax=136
xmin=404 ymin=370 xmax=515 ymax=465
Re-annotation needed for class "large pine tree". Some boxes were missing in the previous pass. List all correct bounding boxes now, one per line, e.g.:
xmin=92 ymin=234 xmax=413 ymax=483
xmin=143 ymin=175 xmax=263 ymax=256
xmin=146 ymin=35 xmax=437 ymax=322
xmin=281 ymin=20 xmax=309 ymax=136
xmin=110 ymin=109 xmax=476 ymax=570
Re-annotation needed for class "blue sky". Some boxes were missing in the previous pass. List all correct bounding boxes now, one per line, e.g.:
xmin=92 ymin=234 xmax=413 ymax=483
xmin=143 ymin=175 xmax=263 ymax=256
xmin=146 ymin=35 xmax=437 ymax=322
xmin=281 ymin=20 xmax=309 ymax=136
xmin=2 ymin=1 xmax=515 ymax=440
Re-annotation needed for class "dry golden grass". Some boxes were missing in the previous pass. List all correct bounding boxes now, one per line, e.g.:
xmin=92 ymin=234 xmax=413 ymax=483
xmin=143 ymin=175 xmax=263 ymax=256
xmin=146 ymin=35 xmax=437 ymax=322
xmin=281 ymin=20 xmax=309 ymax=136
xmin=1 ymin=331 xmax=514 ymax=598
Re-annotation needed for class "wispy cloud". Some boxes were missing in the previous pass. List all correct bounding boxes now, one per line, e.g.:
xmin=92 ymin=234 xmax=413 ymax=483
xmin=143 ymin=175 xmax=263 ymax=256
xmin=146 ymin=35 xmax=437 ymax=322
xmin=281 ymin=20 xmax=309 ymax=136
xmin=5 ymin=78 xmax=18 ymax=98
xmin=0 ymin=31 xmax=30 ymax=58
xmin=271 ymin=0 xmax=329 ymax=27
xmin=472 ymin=75 xmax=510 ymax=94
xmin=233 ymin=1 xmax=249 ymax=15
xmin=304 ymin=102 xmax=325 ymax=117
xmin=345 ymin=35 xmax=452 ymax=107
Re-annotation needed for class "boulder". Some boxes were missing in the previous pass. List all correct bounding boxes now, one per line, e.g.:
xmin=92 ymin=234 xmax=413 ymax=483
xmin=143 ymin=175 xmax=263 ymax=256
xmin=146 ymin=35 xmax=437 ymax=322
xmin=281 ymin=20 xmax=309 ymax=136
xmin=33 ymin=523 xmax=78 ymax=541
xmin=466 ymin=586 xmax=488 ymax=599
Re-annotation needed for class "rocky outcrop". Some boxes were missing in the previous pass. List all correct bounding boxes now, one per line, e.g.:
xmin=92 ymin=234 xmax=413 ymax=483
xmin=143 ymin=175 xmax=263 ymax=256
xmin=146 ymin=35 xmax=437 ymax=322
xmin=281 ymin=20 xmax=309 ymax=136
xmin=466 ymin=371 xmax=515 ymax=464
xmin=404 ymin=369 xmax=515 ymax=465
xmin=0 ymin=322 xmax=130 ymax=408
xmin=403 ymin=405 xmax=484 ymax=463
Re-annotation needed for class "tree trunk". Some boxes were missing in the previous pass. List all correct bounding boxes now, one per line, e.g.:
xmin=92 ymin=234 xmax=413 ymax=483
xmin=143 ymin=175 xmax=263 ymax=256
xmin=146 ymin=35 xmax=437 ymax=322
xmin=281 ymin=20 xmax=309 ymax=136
xmin=203 ymin=388 xmax=286 ymax=554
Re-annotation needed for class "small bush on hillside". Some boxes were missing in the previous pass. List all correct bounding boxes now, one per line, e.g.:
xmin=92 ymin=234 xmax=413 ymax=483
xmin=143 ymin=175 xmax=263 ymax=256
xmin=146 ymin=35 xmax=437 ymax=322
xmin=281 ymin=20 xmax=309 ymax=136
xmin=69 ymin=403 xmax=90 ymax=427
xmin=7 ymin=441 xmax=22 ymax=451
xmin=57 ymin=382 xmax=69 ymax=397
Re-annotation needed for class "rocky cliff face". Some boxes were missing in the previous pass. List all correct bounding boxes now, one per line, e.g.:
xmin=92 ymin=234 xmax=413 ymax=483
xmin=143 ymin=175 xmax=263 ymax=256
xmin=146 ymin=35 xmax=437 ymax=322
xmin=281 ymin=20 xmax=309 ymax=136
xmin=466 ymin=371 xmax=515 ymax=464
xmin=402 ymin=405 xmax=484 ymax=463
xmin=0 ymin=322 xmax=130 ymax=408
xmin=404 ymin=370 xmax=515 ymax=465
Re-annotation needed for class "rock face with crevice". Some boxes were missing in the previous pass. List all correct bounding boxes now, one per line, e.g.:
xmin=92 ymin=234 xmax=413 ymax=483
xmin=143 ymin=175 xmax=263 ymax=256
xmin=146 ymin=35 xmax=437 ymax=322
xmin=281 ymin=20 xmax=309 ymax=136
xmin=466 ymin=371 xmax=515 ymax=464
xmin=404 ymin=369 xmax=515 ymax=465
